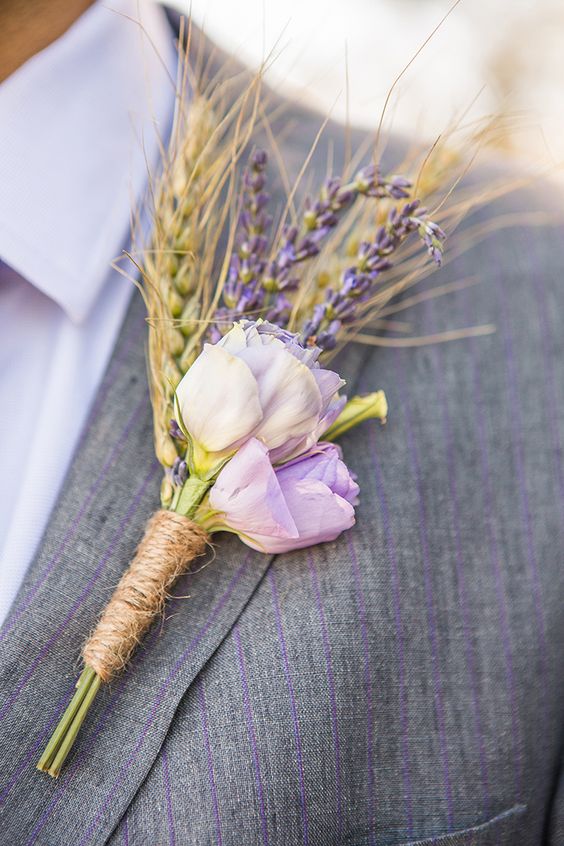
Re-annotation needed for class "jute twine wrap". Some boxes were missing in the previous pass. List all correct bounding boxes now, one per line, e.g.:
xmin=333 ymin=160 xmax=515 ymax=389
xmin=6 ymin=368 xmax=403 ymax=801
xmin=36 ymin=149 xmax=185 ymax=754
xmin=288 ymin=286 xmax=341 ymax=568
xmin=82 ymin=510 xmax=208 ymax=683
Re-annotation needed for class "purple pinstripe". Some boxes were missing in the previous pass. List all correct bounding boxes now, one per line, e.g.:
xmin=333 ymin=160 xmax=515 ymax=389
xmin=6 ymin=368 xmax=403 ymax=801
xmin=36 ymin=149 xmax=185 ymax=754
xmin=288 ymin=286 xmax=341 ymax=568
xmin=530 ymin=256 xmax=564 ymax=509
xmin=465 ymin=306 xmax=522 ymax=797
xmin=122 ymin=816 xmax=129 ymax=846
xmin=0 ymin=461 xmax=159 ymax=722
xmin=393 ymin=349 xmax=454 ymax=829
xmin=307 ymin=553 xmax=344 ymax=838
xmin=67 ymin=559 xmax=251 ymax=846
xmin=0 ymin=678 xmax=77 ymax=806
xmin=25 ymin=595 xmax=173 ymax=846
xmin=198 ymin=678 xmax=223 ymax=846
xmin=529 ymin=232 xmax=564 ymax=505
xmin=162 ymin=747 xmax=176 ymax=846
xmin=234 ymin=625 xmax=270 ymax=846
xmin=426 ymin=303 xmax=490 ymax=814
xmin=366 ymin=423 xmax=414 ymax=837
xmin=346 ymin=534 xmax=377 ymax=844
xmin=495 ymin=253 xmax=548 ymax=677
xmin=0 ymin=392 xmax=150 ymax=645
xmin=269 ymin=568 xmax=310 ymax=846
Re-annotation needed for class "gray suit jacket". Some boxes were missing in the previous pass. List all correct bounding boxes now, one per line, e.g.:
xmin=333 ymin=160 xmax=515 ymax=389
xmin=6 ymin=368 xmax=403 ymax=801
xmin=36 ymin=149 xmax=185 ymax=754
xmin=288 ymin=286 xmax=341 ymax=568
xmin=0 ymin=13 xmax=563 ymax=846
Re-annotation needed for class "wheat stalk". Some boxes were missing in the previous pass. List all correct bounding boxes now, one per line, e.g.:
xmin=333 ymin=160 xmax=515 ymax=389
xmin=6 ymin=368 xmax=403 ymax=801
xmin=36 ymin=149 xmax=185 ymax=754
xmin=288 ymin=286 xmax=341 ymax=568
xmin=130 ymin=34 xmax=266 ymax=504
xmin=128 ymin=27 xmax=537 ymax=501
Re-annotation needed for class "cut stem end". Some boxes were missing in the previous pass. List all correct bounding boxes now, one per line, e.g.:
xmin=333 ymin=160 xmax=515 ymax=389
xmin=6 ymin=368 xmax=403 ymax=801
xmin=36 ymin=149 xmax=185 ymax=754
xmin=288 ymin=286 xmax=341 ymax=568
xmin=36 ymin=667 xmax=101 ymax=778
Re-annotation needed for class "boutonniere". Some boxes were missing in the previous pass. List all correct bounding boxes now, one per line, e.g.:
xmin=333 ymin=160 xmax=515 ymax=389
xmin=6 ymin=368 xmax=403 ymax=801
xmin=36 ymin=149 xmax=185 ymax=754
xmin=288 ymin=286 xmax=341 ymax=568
xmin=36 ymin=37 xmax=490 ymax=778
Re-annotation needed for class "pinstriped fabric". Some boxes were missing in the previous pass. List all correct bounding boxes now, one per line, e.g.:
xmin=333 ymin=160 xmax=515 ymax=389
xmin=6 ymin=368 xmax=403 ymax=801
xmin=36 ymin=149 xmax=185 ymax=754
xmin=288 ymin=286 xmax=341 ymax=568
xmin=161 ymin=747 xmax=176 ymax=846
xmin=77 ymin=559 xmax=256 ymax=839
xmin=198 ymin=678 xmax=223 ymax=845
xmin=101 ymin=189 xmax=562 ymax=846
xmin=347 ymin=533 xmax=378 ymax=843
xmin=233 ymin=624 xmax=270 ymax=846
xmin=463 ymin=287 xmax=523 ymax=798
xmin=44 ymin=560 xmax=255 ymax=846
xmin=24 ymin=595 xmax=179 ymax=846
xmin=424 ymin=304 xmax=491 ymax=816
xmin=0 ymin=29 xmax=562 ymax=842
xmin=365 ymin=423 xmax=414 ymax=838
xmin=529 ymin=241 xmax=564 ymax=512
xmin=496 ymin=259 xmax=549 ymax=683
xmin=269 ymin=568 xmax=310 ymax=846
xmin=526 ymin=240 xmax=564 ymax=825
xmin=392 ymin=350 xmax=456 ymax=831
xmin=307 ymin=553 xmax=344 ymax=838
xmin=0 ymin=678 xmax=76 ymax=804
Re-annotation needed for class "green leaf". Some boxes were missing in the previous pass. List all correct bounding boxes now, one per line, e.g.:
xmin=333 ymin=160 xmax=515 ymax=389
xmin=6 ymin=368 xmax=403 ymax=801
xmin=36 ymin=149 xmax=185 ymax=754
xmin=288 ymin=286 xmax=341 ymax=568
xmin=323 ymin=391 xmax=388 ymax=441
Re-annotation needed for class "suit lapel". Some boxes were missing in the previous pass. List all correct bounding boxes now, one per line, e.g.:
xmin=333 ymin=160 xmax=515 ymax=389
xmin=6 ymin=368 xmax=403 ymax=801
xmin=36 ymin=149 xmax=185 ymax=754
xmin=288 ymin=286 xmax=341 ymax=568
xmin=0 ymin=287 xmax=279 ymax=843
xmin=0 ymin=267 xmax=365 ymax=844
xmin=0 ymin=14 xmax=371 ymax=841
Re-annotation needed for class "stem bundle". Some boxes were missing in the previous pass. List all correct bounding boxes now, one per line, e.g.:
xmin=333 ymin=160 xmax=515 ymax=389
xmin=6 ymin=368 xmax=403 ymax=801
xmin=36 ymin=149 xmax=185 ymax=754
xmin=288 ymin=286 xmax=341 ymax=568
xmin=37 ymin=511 xmax=208 ymax=777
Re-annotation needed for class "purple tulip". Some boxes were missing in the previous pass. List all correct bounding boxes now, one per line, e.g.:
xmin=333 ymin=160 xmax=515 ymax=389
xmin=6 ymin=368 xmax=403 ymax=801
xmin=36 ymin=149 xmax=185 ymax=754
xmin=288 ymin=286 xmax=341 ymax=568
xmin=208 ymin=438 xmax=358 ymax=553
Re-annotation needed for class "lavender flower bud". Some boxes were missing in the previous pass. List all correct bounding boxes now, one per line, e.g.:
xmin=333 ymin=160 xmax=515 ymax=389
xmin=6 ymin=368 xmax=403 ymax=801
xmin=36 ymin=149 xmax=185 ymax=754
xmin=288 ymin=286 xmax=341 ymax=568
xmin=169 ymin=419 xmax=187 ymax=442
xmin=251 ymin=149 xmax=268 ymax=169
xmin=172 ymin=457 xmax=188 ymax=486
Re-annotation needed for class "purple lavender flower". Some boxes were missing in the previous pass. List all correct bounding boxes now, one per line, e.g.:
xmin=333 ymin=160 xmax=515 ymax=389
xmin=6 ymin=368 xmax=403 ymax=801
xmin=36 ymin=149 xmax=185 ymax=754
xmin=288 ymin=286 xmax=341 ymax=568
xmin=211 ymin=149 xmax=273 ymax=337
xmin=211 ymin=149 xmax=446 ymax=346
xmin=261 ymin=165 xmax=422 ymax=302
xmin=300 ymin=199 xmax=446 ymax=350
xmin=354 ymin=164 xmax=412 ymax=199
xmin=263 ymin=177 xmax=355 ymax=293
xmin=265 ymin=292 xmax=292 ymax=326
xmin=171 ymin=456 xmax=188 ymax=486
xmin=169 ymin=418 xmax=187 ymax=443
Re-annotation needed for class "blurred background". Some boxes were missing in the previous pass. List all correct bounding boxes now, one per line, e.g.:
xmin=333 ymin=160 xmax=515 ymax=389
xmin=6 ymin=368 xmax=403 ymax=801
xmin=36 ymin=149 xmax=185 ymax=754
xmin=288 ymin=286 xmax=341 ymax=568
xmin=166 ymin=0 xmax=563 ymax=165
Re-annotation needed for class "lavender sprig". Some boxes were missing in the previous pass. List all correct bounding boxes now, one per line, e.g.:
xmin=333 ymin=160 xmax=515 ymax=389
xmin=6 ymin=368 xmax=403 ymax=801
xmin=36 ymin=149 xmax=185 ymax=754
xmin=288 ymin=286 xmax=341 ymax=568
xmin=171 ymin=457 xmax=188 ymax=486
xmin=211 ymin=150 xmax=444 ymax=344
xmin=169 ymin=418 xmax=187 ymax=443
xmin=300 ymin=199 xmax=446 ymax=350
xmin=210 ymin=150 xmax=272 ymax=341
xmin=261 ymin=164 xmax=412 ymax=297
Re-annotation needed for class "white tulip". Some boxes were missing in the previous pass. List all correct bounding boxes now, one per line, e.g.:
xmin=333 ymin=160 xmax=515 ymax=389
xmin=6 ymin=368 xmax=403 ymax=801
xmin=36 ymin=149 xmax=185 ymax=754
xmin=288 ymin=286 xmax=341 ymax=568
xmin=175 ymin=321 xmax=344 ymax=477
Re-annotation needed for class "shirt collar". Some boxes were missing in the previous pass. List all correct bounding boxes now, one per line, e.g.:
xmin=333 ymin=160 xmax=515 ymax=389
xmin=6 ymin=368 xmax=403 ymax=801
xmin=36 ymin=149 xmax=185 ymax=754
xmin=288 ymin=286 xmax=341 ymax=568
xmin=0 ymin=0 xmax=176 ymax=323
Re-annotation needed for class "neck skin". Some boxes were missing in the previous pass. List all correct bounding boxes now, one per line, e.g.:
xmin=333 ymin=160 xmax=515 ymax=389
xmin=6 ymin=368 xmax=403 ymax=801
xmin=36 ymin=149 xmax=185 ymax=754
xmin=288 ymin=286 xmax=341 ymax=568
xmin=0 ymin=0 xmax=95 ymax=83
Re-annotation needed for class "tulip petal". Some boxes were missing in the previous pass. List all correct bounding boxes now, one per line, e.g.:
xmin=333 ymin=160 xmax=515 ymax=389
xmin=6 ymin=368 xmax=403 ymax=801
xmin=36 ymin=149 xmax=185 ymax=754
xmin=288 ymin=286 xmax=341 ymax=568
xmin=246 ymin=479 xmax=355 ymax=553
xmin=281 ymin=477 xmax=356 ymax=544
xmin=268 ymin=393 xmax=346 ymax=465
xmin=237 ymin=345 xmax=323 ymax=451
xmin=176 ymin=344 xmax=263 ymax=453
xmin=210 ymin=439 xmax=298 ymax=540
xmin=277 ymin=443 xmax=360 ymax=505
xmin=312 ymin=369 xmax=345 ymax=414
xmin=217 ymin=322 xmax=249 ymax=355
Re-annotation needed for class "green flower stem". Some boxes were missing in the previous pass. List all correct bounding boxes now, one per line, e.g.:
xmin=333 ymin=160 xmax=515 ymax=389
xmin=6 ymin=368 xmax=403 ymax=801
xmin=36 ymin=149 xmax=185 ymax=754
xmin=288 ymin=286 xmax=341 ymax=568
xmin=172 ymin=475 xmax=211 ymax=518
xmin=323 ymin=391 xmax=388 ymax=442
xmin=37 ymin=476 xmax=210 ymax=779
xmin=47 ymin=671 xmax=102 ymax=778
xmin=36 ymin=666 xmax=100 ymax=776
